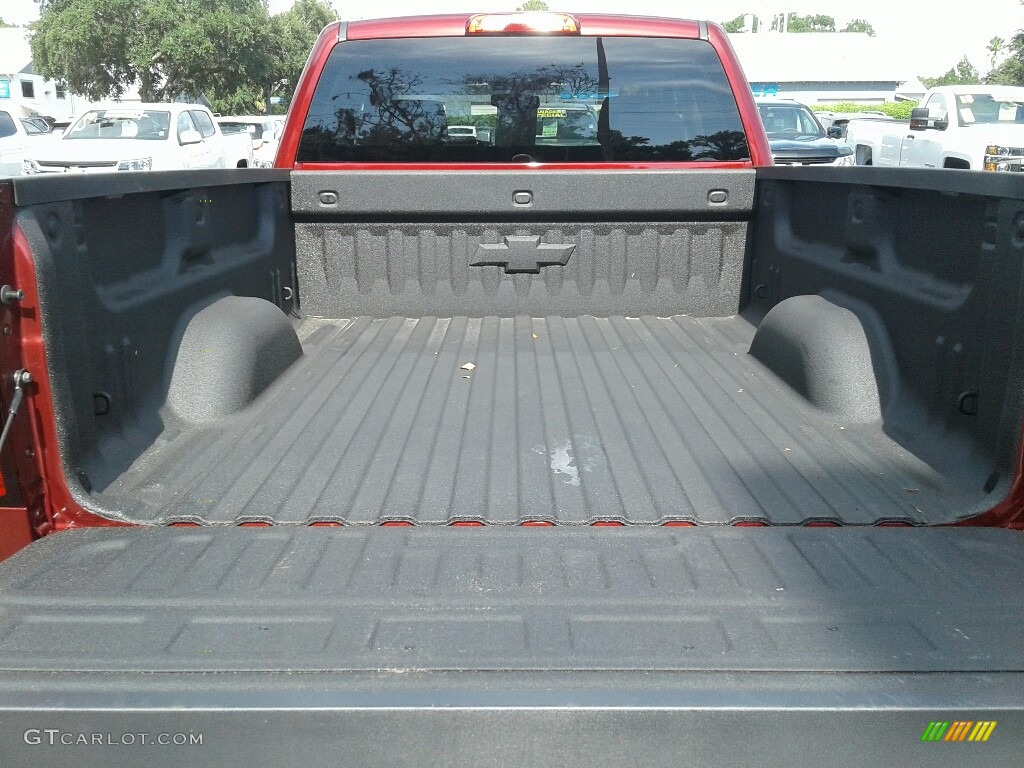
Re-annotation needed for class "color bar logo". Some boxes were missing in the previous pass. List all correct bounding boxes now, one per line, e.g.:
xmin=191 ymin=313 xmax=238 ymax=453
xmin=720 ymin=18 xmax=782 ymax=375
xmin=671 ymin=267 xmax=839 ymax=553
xmin=921 ymin=721 xmax=997 ymax=743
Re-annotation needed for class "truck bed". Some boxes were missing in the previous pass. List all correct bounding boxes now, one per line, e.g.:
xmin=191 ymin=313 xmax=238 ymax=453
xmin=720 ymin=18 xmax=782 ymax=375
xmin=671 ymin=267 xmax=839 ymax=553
xmin=98 ymin=312 xmax=988 ymax=526
xmin=9 ymin=168 xmax=1023 ymax=529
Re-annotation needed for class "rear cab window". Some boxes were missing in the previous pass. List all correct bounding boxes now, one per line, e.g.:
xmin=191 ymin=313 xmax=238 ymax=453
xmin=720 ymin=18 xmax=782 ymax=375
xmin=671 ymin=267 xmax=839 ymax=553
xmin=297 ymin=36 xmax=750 ymax=164
xmin=222 ymin=122 xmax=267 ymax=140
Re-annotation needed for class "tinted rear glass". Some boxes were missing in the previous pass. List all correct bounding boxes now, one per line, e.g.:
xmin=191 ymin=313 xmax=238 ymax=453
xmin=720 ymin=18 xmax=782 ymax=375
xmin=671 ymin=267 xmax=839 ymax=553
xmin=221 ymin=122 xmax=266 ymax=139
xmin=297 ymin=37 xmax=749 ymax=163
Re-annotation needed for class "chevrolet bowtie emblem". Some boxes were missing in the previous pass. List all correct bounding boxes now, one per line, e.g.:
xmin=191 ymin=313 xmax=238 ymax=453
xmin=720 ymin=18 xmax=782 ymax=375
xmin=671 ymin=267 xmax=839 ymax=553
xmin=471 ymin=236 xmax=576 ymax=273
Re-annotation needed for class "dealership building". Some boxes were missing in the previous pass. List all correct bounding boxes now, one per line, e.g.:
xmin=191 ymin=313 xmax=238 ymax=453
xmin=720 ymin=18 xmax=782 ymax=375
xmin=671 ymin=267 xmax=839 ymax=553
xmin=729 ymin=32 xmax=927 ymax=105
xmin=0 ymin=27 xmax=87 ymax=123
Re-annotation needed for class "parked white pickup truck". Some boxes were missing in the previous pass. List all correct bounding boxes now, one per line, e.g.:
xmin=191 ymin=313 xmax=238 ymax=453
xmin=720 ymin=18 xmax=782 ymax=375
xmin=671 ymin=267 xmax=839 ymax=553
xmin=22 ymin=103 xmax=235 ymax=174
xmin=844 ymin=85 xmax=1024 ymax=171
xmin=219 ymin=125 xmax=255 ymax=168
xmin=216 ymin=115 xmax=284 ymax=168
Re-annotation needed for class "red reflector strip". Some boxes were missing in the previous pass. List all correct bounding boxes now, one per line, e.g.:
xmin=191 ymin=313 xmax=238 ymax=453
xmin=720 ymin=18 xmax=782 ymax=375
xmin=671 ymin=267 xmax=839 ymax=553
xmin=466 ymin=12 xmax=580 ymax=35
xmin=0 ymin=468 xmax=6 ymax=497
xmin=163 ymin=520 xmax=922 ymax=529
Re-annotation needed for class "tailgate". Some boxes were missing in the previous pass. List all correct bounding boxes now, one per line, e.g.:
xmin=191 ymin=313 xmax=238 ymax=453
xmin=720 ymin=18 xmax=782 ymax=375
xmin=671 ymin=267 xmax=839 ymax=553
xmin=0 ymin=526 xmax=1022 ymax=767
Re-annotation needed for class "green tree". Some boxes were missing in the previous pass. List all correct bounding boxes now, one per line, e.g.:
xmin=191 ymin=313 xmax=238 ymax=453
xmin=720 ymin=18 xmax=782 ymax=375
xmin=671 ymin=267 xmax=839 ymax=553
xmin=842 ymin=19 xmax=875 ymax=36
xmin=206 ymin=84 xmax=265 ymax=115
xmin=263 ymin=0 xmax=337 ymax=114
xmin=988 ymin=36 xmax=1007 ymax=69
xmin=773 ymin=13 xmax=836 ymax=32
xmin=721 ymin=13 xmax=765 ymax=33
xmin=30 ymin=0 xmax=274 ymax=104
xmin=987 ymin=31 xmax=1024 ymax=85
xmin=721 ymin=14 xmax=746 ymax=33
xmin=921 ymin=56 xmax=981 ymax=88
xmin=811 ymin=101 xmax=918 ymax=119
xmin=516 ymin=0 xmax=548 ymax=9
xmin=0 ymin=17 xmax=12 ymax=27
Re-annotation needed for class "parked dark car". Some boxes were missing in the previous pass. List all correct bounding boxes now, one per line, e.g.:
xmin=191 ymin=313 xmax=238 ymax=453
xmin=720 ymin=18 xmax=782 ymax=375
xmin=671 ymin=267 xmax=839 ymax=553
xmin=756 ymin=98 xmax=854 ymax=165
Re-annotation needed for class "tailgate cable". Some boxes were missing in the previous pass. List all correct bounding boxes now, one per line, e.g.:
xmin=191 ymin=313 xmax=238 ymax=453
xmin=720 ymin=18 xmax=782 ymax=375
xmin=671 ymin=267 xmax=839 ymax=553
xmin=0 ymin=370 xmax=32 ymax=456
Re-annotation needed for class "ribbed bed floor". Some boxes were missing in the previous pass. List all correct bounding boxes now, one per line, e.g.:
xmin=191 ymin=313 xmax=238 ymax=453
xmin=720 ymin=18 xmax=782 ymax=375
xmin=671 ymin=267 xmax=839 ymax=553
xmin=95 ymin=315 xmax=992 ymax=525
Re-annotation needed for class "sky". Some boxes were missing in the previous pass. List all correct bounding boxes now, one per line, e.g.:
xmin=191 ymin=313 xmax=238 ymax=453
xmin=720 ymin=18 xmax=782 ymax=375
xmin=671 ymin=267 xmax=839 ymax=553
xmin=5 ymin=0 xmax=1023 ymax=76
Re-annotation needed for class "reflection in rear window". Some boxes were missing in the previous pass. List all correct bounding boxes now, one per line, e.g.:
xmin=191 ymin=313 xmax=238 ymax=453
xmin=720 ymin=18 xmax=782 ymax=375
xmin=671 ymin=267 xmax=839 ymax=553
xmin=297 ymin=37 xmax=750 ymax=163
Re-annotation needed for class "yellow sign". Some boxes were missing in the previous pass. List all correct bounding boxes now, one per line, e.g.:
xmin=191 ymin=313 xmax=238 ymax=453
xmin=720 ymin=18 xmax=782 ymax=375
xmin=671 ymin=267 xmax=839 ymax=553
xmin=537 ymin=109 xmax=567 ymax=118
